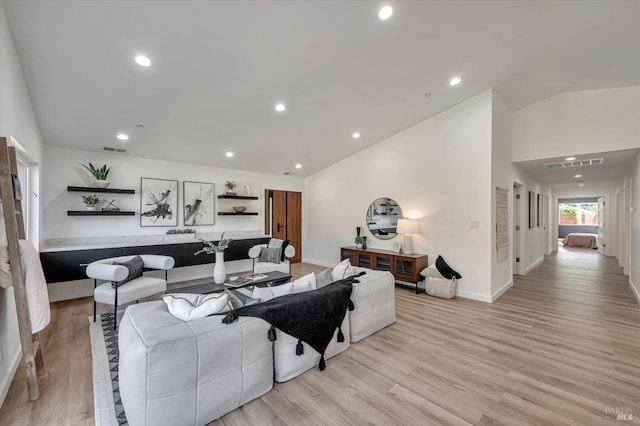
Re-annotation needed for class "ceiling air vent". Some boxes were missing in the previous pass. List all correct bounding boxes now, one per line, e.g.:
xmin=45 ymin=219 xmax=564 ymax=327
xmin=543 ymin=158 xmax=604 ymax=169
xmin=103 ymin=147 xmax=127 ymax=153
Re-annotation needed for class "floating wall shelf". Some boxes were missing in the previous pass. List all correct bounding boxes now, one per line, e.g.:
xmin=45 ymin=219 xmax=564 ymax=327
xmin=217 ymin=212 xmax=259 ymax=216
xmin=67 ymin=186 xmax=135 ymax=194
xmin=217 ymin=195 xmax=259 ymax=200
xmin=67 ymin=211 xmax=136 ymax=216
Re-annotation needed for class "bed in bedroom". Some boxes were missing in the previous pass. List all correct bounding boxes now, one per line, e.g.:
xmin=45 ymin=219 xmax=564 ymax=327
xmin=562 ymin=233 xmax=598 ymax=249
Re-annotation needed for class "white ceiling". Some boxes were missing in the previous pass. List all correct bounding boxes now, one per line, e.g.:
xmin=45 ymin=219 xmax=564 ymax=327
xmin=4 ymin=0 xmax=640 ymax=176
xmin=513 ymin=148 xmax=640 ymax=189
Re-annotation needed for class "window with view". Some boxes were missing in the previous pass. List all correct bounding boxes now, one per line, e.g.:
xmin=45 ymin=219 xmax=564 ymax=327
xmin=559 ymin=202 xmax=598 ymax=225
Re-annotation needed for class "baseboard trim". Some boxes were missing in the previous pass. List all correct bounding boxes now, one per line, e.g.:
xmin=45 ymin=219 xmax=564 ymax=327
xmin=630 ymin=278 xmax=640 ymax=305
xmin=491 ymin=280 xmax=513 ymax=302
xmin=456 ymin=289 xmax=492 ymax=303
xmin=0 ymin=347 xmax=22 ymax=409
xmin=525 ymin=256 xmax=544 ymax=274
xmin=301 ymin=257 xmax=335 ymax=268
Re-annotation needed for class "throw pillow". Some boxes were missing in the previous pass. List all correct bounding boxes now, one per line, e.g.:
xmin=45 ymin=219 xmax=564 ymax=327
xmin=280 ymin=240 xmax=290 ymax=261
xmin=252 ymin=282 xmax=293 ymax=302
xmin=292 ymin=272 xmax=317 ymax=293
xmin=260 ymin=247 xmax=282 ymax=264
xmin=315 ymin=268 xmax=334 ymax=288
xmin=224 ymin=289 xmax=245 ymax=310
xmin=420 ymin=264 xmax=443 ymax=279
xmin=331 ymin=259 xmax=354 ymax=282
xmin=435 ymin=255 xmax=462 ymax=280
xmin=112 ymin=255 xmax=144 ymax=288
xmin=268 ymin=238 xmax=284 ymax=249
xmin=163 ymin=293 xmax=231 ymax=322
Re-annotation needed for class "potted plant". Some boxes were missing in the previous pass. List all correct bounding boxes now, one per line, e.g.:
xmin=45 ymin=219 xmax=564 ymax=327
xmin=195 ymin=233 xmax=233 ymax=284
xmin=355 ymin=235 xmax=365 ymax=249
xmin=82 ymin=194 xmax=101 ymax=211
xmin=224 ymin=180 xmax=237 ymax=195
xmin=165 ymin=228 xmax=196 ymax=240
xmin=81 ymin=162 xmax=111 ymax=188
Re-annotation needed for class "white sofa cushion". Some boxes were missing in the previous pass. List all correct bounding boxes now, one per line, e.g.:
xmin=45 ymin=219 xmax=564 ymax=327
xmin=292 ymin=272 xmax=316 ymax=293
xmin=274 ymin=310 xmax=350 ymax=383
xmin=119 ymin=301 xmax=273 ymax=426
xmin=252 ymin=282 xmax=293 ymax=302
xmin=349 ymin=266 xmax=396 ymax=342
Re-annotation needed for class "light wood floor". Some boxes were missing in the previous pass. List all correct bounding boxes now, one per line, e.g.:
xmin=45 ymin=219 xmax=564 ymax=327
xmin=1 ymin=247 xmax=638 ymax=425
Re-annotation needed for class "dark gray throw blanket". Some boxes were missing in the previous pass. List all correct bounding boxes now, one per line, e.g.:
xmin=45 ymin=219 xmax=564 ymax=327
xmin=220 ymin=276 xmax=359 ymax=371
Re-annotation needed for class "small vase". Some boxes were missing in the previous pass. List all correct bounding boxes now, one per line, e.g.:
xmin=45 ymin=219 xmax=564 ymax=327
xmin=86 ymin=205 xmax=95 ymax=211
xmin=95 ymin=180 xmax=110 ymax=188
xmin=362 ymin=236 xmax=367 ymax=249
xmin=214 ymin=251 xmax=226 ymax=284
xmin=356 ymin=243 xmax=363 ymax=249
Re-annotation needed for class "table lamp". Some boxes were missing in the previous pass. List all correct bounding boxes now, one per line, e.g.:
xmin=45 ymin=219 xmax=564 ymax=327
xmin=396 ymin=218 xmax=418 ymax=255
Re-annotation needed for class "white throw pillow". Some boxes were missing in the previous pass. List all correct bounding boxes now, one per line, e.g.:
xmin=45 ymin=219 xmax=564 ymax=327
xmin=292 ymin=272 xmax=317 ymax=293
xmin=332 ymin=259 xmax=354 ymax=282
xmin=420 ymin=263 xmax=444 ymax=279
xmin=163 ymin=293 xmax=231 ymax=322
xmin=252 ymin=282 xmax=293 ymax=302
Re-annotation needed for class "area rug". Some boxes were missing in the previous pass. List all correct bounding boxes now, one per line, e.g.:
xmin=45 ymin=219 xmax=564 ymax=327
xmin=89 ymin=313 xmax=128 ymax=426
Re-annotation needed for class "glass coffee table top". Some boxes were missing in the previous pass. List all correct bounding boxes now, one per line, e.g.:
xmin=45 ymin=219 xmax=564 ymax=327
xmin=169 ymin=270 xmax=292 ymax=294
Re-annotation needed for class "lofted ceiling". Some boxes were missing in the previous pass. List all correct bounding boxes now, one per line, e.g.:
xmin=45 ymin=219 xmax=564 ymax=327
xmin=4 ymin=0 xmax=640 ymax=177
xmin=513 ymin=148 xmax=640 ymax=189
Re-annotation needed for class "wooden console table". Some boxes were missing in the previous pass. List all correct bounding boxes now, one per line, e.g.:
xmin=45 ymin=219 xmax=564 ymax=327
xmin=340 ymin=246 xmax=428 ymax=294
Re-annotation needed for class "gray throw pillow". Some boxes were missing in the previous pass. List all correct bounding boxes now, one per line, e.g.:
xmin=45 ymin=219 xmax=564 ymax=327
xmin=315 ymin=268 xmax=334 ymax=288
xmin=260 ymin=247 xmax=282 ymax=264
xmin=112 ymin=255 xmax=144 ymax=288
xmin=224 ymin=289 xmax=245 ymax=309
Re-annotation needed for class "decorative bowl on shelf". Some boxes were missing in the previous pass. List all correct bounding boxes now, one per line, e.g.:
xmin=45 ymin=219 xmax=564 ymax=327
xmin=233 ymin=206 xmax=247 ymax=213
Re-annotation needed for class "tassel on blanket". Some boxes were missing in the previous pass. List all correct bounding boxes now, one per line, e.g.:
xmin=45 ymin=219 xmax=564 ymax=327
xmin=355 ymin=271 xmax=366 ymax=277
xmin=296 ymin=340 xmax=304 ymax=355
xmin=348 ymin=300 xmax=355 ymax=311
xmin=222 ymin=312 xmax=238 ymax=324
xmin=337 ymin=328 xmax=345 ymax=343
xmin=268 ymin=325 xmax=277 ymax=342
xmin=318 ymin=355 xmax=326 ymax=371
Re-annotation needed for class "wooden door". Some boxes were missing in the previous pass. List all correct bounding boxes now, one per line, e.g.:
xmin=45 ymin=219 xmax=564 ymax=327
xmin=265 ymin=189 xmax=302 ymax=263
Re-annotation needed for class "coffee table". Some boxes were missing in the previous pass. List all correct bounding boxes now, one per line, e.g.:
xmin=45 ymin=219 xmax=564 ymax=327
xmin=169 ymin=270 xmax=292 ymax=295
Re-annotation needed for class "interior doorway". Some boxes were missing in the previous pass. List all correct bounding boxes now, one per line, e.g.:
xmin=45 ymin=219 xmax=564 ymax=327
xmin=513 ymin=183 xmax=523 ymax=275
xmin=264 ymin=189 xmax=302 ymax=263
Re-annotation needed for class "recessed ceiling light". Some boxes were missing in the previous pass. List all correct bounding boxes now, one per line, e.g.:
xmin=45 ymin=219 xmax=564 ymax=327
xmin=352 ymin=132 xmax=361 ymax=139
xmin=116 ymin=133 xmax=129 ymax=140
xmin=423 ymin=92 xmax=432 ymax=98
xmin=295 ymin=164 xmax=302 ymax=169
xmin=574 ymin=174 xmax=582 ymax=178
xmin=275 ymin=103 xmax=286 ymax=112
xmin=134 ymin=55 xmax=151 ymax=67
xmin=378 ymin=6 xmax=393 ymax=20
xmin=578 ymin=183 xmax=585 ymax=186
xmin=449 ymin=77 xmax=462 ymax=86
xmin=225 ymin=151 xmax=234 ymax=158
xmin=136 ymin=124 xmax=145 ymax=129
xmin=565 ymin=157 xmax=576 ymax=161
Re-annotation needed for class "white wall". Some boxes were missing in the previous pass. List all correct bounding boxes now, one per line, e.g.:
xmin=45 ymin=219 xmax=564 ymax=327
xmin=512 ymin=86 xmax=640 ymax=162
xmin=629 ymin=153 xmax=640 ymax=302
xmin=0 ymin=0 xmax=45 ymax=408
xmin=512 ymin=166 xmax=548 ymax=273
xmin=550 ymin=183 xmax=619 ymax=257
xmin=490 ymin=91 xmax=513 ymax=299
xmin=305 ymin=91 xmax=494 ymax=301
xmin=42 ymin=146 xmax=304 ymax=240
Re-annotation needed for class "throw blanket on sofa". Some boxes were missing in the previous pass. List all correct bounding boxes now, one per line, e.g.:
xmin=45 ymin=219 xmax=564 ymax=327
xmin=221 ymin=277 xmax=357 ymax=370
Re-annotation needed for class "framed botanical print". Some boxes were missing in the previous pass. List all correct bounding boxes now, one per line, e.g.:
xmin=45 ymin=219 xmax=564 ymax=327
xmin=183 ymin=181 xmax=215 ymax=226
xmin=140 ymin=178 xmax=178 ymax=227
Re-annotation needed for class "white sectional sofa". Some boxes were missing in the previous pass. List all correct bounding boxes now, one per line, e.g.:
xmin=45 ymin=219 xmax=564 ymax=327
xmin=118 ymin=302 xmax=273 ymax=426
xmin=118 ymin=267 xmax=395 ymax=426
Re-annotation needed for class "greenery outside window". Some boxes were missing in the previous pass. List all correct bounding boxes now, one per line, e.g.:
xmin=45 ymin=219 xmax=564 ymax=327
xmin=559 ymin=202 xmax=598 ymax=225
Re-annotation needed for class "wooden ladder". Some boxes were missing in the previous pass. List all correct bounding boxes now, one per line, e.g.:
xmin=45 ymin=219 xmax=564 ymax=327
xmin=0 ymin=136 xmax=44 ymax=401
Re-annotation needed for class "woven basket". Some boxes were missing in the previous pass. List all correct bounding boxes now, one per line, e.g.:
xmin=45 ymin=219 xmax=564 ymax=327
xmin=424 ymin=276 xmax=456 ymax=299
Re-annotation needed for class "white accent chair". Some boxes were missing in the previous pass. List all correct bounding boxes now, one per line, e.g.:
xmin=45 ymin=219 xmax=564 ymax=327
xmin=86 ymin=254 xmax=175 ymax=328
xmin=248 ymin=244 xmax=296 ymax=274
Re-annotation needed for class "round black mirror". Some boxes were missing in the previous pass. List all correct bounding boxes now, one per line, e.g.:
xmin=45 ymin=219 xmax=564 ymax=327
xmin=366 ymin=197 xmax=402 ymax=240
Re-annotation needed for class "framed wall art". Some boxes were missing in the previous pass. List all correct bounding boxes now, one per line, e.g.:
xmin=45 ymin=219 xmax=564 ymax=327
xmin=140 ymin=177 xmax=178 ymax=227
xmin=528 ymin=190 xmax=536 ymax=229
xmin=183 ymin=181 xmax=215 ymax=226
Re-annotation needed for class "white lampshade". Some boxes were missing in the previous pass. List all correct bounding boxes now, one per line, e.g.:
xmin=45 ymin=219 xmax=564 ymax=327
xmin=396 ymin=218 xmax=418 ymax=235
